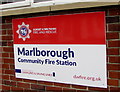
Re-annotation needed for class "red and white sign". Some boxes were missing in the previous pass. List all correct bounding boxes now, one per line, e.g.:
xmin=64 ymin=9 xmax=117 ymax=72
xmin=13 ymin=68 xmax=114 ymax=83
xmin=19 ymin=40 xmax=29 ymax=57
xmin=13 ymin=12 xmax=107 ymax=88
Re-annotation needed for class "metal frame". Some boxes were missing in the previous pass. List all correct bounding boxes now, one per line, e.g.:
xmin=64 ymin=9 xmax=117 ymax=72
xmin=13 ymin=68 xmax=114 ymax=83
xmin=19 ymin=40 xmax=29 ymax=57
xmin=0 ymin=0 xmax=54 ymax=10
xmin=0 ymin=0 xmax=31 ymax=9
xmin=54 ymin=0 xmax=98 ymax=5
xmin=31 ymin=0 xmax=54 ymax=7
xmin=0 ymin=0 xmax=119 ymax=10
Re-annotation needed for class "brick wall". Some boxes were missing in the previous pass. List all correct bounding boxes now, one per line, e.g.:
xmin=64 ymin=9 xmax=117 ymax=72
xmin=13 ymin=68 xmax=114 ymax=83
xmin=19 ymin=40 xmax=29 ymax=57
xmin=0 ymin=5 xmax=120 ymax=92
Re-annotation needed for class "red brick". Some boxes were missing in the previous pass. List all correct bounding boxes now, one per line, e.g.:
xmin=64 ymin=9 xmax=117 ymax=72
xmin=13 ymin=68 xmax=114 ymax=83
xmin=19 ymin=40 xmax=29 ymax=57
xmin=10 ymin=65 xmax=15 ymax=69
xmin=0 ymin=69 xmax=2 ymax=74
xmin=2 ymin=36 xmax=13 ymax=40
xmin=0 ymin=31 xmax=2 ymax=36
xmin=6 ymin=30 xmax=13 ymax=35
xmin=7 ymin=41 xmax=13 ymax=46
xmin=110 ymin=87 xmax=120 ymax=92
xmin=5 ymin=70 xmax=15 ymax=75
xmin=3 ymin=47 xmax=13 ymax=52
xmin=10 ymin=75 xmax=17 ymax=81
xmin=3 ymin=58 xmax=14 ymax=64
xmin=54 ymin=82 xmax=70 ymax=87
xmin=46 ymin=86 xmax=62 ymax=92
xmin=23 ymin=79 xmax=37 ymax=84
xmin=0 ymin=41 xmax=7 ymax=46
xmin=10 ymin=75 xmax=23 ymax=82
xmin=0 ymin=63 xmax=2 ymax=68
xmin=0 ymin=79 xmax=2 ymax=84
xmin=2 ymin=24 xmax=12 ymax=29
xmin=108 ymin=24 xmax=120 ymax=31
xmin=109 ymin=71 xmax=120 ymax=79
xmin=2 ymin=24 xmax=6 ymax=29
xmin=24 ymin=90 xmax=38 ymax=92
xmin=107 ymin=48 xmax=119 ymax=55
xmin=16 ymin=78 xmax=23 ymax=82
xmin=10 ymin=53 xmax=14 ymax=58
xmin=2 ymin=18 xmax=6 ymax=23
xmin=108 ymin=79 xmax=119 ymax=86
xmin=2 ymin=53 xmax=9 ymax=57
xmin=72 ymin=85 xmax=87 ymax=90
xmin=17 ymin=82 xmax=30 ymax=89
xmin=106 ymin=16 xmax=119 ymax=23
xmin=109 ymin=56 xmax=120 ymax=63
xmin=38 ymin=81 xmax=54 ymax=86
xmin=0 ymin=42 xmax=2 ymax=46
xmin=2 ymin=75 xmax=9 ymax=80
xmin=88 ymin=87 xmax=109 ymax=92
xmin=108 ymin=40 xmax=120 ymax=47
xmin=0 ymin=84 xmax=2 ymax=90
xmin=5 ymin=18 xmax=12 ymax=23
xmin=3 ymin=80 xmax=16 ymax=86
xmin=0 ymin=57 xmax=2 ymax=62
xmin=0 ymin=30 xmax=6 ymax=35
xmin=0 ymin=47 xmax=2 ymax=52
xmin=2 ymin=64 xmax=9 ymax=69
xmin=31 ymin=84 xmax=45 ymax=90
xmin=11 ymin=86 xmax=23 ymax=91
xmin=77 ymin=90 xmax=89 ymax=92
xmin=108 ymin=64 xmax=120 ymax=70
xmin=106 ymin=32 xmax=119 ymax=39
xmin=109 ymin=8 xmax=120 ymax=15
xmin=10 ymin=81 xmax=17 ymax=86
xmin=63 ymin=88 xmax=76 ymax=92
xmin=0 ymin=74 xmax=2 ymax=80
xmin=2 ymin=85 xmax=10 ymax=90
xmin=2 ymin=69 xmax=5 ymax=74
xmin=0 ymin=52 xmax=2 ymax=57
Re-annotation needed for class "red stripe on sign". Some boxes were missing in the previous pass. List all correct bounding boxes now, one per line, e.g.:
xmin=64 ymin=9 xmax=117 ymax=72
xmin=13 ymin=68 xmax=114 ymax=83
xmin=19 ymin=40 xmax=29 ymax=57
xmin=12 ymin=12 xmax=106 ymax=44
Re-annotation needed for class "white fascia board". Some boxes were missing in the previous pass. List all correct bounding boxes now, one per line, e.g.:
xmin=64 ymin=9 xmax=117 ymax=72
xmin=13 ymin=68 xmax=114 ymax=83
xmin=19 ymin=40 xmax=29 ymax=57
xmin=54 ymin=0 xmax=120 ymax=5
xmin=0 ymin=1 xmax=31 ymax=9
xmin=31 ymin=1 xmax=54 ymax=7
xmin=54 ymin=0 xmax=98 ymax=5
xmin=92 ymin=0 xmax=120 ymax=2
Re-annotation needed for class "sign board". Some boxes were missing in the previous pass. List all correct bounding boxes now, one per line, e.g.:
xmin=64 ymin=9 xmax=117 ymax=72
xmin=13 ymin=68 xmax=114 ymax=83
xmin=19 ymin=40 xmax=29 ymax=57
xmin=13 ymin=12 xmax=107 ymax=88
